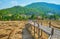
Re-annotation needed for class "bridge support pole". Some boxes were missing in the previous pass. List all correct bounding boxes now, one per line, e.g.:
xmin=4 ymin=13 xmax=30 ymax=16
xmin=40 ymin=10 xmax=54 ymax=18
xmin=34 ymin=21 xmax=36 ymax=39
xmin=31 ymin=26 xmax=32 ymax=34
xmin=49 ymin=28 xmax=54 ymax=39
xmin=34 ymin=24 xmax=35 ymax=38
xmin=38 ymin=23 xmax=40 ymax=39
xmin=51 ymin=28 xmax=54 ymax=36
xmin=49 ymin=21 xmax=51 ymax=28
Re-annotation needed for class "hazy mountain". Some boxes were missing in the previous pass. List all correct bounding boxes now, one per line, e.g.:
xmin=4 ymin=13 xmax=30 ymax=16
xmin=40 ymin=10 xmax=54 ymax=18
xmin=0 ymin=2 xmax=60 ymax=16
xmin=26 ymin=2 xmax=60 ymax=15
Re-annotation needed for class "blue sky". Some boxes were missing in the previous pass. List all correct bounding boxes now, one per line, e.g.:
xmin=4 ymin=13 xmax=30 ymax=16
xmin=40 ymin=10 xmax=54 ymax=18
xmin=0 ymin=0 xmax=60 ymax=9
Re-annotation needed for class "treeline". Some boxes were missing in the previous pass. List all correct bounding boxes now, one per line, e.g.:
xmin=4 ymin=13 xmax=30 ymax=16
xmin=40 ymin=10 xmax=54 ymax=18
xmin=0 ymin=14 xmax=29 ymax=21
xmin=0 ymin=6 xmax=60 ymax=21
xmin=0 ymin=13 xmax=60 ymax=21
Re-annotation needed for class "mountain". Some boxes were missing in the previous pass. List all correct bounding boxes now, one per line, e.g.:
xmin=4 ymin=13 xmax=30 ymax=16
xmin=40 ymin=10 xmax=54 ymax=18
xmin=0 ymin=2 xmax=60 ymax=20
xmin=26 ymin=2 xmax=60 ymax=15
xmin=0 ymin=6 xmax=27 ymax=15
xmin=0 ymin=2 xmax=60 ymax=16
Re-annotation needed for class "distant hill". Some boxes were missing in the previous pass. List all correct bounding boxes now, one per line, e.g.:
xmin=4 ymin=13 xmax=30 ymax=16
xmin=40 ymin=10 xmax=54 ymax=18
xmin=0 ymin=6 xmax=27 ymax=15
xmin=26 ymin=2 xmax=60 ymax=15
xmin=0 ymin=2 xmax=60 ymax=20
xmin=0 ymin=2 xmax=60 ymax=15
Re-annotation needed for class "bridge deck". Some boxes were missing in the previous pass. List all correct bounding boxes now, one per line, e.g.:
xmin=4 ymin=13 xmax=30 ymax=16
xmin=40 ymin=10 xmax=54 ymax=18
xmin=22 ymin=28 xmax=34 ymax=39
xmin=29 ymin=21 xmax=52 ymax=35
xmin=28 ymin=21 xmax=60 ymax=39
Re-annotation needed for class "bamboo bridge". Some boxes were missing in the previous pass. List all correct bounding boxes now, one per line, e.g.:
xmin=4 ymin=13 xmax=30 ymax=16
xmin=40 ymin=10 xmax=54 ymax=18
xmin=22 ymin=20 xmax=60 ymax=39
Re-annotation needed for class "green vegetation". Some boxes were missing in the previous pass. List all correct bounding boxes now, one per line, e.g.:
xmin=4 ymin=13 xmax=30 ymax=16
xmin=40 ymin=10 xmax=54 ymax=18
xmin=0 ymin=2 xmax=60 ymax=21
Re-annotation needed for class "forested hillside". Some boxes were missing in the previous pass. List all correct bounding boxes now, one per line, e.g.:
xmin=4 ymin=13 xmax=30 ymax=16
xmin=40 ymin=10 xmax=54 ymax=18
xmin=0 ymin=2 xmax=60 ymax=20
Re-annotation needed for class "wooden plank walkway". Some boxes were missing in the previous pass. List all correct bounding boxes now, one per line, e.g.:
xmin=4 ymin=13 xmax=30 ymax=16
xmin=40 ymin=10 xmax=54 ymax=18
xmin=51 ymin=28 xmax=60 ymax=39
xmin=28 ymin=20 xmax=60 ymax=39
xmin=22 ymin=28 xmax=34 ymax=39
xmin=28 ymin=21 xmax=52 ymax=35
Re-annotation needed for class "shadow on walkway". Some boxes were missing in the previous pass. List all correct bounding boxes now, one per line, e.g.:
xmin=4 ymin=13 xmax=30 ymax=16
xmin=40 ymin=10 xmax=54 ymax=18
xmin=22 ymin=28 xmax=34 ymax=39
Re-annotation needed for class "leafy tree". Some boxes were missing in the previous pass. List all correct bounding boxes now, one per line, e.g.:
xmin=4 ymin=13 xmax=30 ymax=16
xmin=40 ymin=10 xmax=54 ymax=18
xmin=30 ymin=14 xmax=36 ymax=19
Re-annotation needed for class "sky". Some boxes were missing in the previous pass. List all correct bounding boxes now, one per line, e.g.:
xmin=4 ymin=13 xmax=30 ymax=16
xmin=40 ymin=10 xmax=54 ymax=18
xmin=0 ymin=0 xmax=60 ymax=9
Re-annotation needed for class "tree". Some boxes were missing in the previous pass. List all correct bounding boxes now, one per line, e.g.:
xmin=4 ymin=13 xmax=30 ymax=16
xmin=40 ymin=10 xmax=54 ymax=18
xmin=30 ymin=14 xmax=36 ymax=19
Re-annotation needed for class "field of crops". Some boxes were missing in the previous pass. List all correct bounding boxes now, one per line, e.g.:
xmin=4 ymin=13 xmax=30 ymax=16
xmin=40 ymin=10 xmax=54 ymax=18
xmin=37 ymin=20 xmax=60 ymax=29
xmin=0 ymin=21 xmax=27 ymax=39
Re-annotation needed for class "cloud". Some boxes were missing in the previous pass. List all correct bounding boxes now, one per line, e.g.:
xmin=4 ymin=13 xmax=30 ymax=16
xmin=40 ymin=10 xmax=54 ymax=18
xmin=10 ymin=1 xmax=18 ymax=6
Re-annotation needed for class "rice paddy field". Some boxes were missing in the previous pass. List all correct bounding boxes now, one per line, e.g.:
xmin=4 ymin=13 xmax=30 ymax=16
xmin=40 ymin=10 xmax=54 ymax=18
xmin=0 ymin=21 xmax=27 ymax=39
xmin=37 ymin=20 xmax=60 ymax=28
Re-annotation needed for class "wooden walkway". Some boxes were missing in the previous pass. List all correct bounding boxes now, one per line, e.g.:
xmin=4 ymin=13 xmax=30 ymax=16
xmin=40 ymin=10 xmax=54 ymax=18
xmin=28 ymin=20 xmax=60 ymax=39
xmin=22 ymin=28 xmax=34 ymax=39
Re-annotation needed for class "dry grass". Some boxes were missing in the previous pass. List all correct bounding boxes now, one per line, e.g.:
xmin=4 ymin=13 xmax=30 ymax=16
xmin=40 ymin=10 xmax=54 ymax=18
xmin=37 ymin=20 xmax=60 ymax=29
xmin=0 ymin=21 xmax=27 ymax=39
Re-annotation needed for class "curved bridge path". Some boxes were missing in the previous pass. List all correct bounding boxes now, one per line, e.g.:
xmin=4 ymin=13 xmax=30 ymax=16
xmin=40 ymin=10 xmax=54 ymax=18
xmin=28 ymin=20 xmax=60 ymax=39
xmin=22 ymin=20 xmax=60 ymax=39
xmin=22 ymin=28 xmax=34 ymax=39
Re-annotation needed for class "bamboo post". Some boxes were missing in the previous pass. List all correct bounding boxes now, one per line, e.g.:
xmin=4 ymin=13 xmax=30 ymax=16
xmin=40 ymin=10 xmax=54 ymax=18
xmin=40 ymin=29 xmax=42 ymax=38
xmin=40 ymin=21 xmax=42 ymax=38
xmin=49 ymin=28 xmax=54 ymax=39
xmin=34 ymin=21 xmax=35 ymax=38
xmin=31 ymin=26 xmax=32 ymax=33
xmin=38 ymin=23 xmax=40 ymax=39
xmin=51 ymin=28 xmax=54 ymax=36
xmin=49 ymin=21 xmax=51 ymax=28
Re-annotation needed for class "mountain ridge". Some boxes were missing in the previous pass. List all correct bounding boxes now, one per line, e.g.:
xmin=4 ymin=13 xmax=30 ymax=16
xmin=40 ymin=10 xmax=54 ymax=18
xmin=26 ymin=2 xmax=60 ymax=14
xmin=0 ymin=2 xmax=60 ymax=15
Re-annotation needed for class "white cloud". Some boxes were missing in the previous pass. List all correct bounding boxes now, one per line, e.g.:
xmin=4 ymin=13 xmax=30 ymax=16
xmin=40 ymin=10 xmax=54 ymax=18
xmin=10 ymin=1 xmax=18 ymax=6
